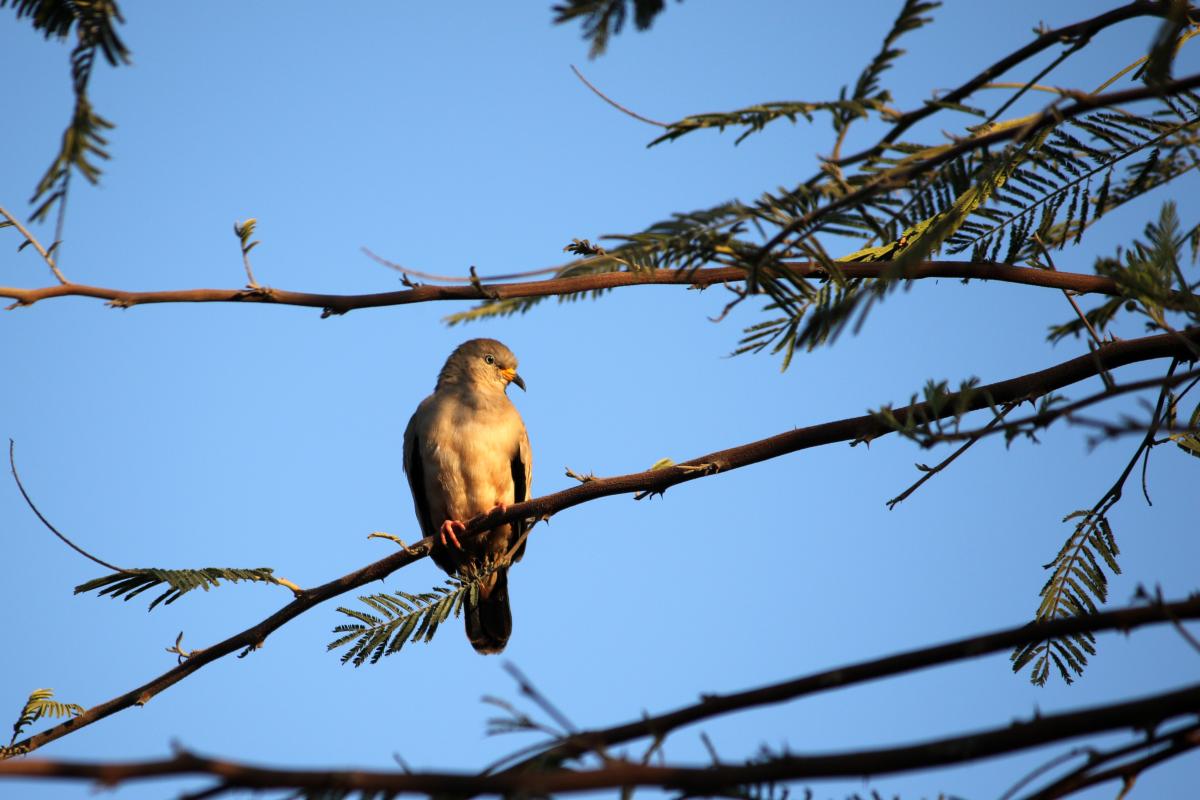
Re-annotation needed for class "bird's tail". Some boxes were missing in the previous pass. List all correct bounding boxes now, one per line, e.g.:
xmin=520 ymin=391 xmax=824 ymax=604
xmin=465 ymin=567 xmax=512 ymax=654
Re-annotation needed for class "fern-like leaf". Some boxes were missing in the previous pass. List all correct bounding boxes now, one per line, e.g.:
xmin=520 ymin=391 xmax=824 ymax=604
xmin=4 ymin=0 xmax=131 ymax=222
xmin=3 ymin=688 xmax=82 ymax=757
xmin=1012 ymin=509 xmax=1121 ymax=686
xmin=651 ymin=98 xmax=892 ymax=147
xmin=552 ymin=0 xmax=674 ymax=57
xmin=75 ymin=567 xmax=283 ymax=610
xmin=845 ymin=0 xmax=939 ymax=113
xmin=329 ymin=564 xmax=502 ymax=666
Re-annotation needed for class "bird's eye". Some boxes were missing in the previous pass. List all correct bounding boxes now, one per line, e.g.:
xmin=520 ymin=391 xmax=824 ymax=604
xmin=484 ymin=354 xmax=495 ymax=365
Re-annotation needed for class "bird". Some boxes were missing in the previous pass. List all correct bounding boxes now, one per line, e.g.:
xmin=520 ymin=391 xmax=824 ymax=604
xmin=403 ymin=338 xmax=532 ymax=654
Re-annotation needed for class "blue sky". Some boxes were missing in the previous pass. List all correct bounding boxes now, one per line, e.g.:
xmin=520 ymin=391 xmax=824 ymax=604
xmin=2 ymin=2 xmax=1198 ymax=798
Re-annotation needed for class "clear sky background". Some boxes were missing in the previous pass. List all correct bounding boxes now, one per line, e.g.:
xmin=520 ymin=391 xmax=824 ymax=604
xmin=1 ymin=2 xmax=1198 ymax=798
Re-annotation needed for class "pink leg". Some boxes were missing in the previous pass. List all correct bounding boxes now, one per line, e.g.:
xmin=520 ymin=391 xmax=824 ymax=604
xmin=439 ymin=519 xmax=466 ymax=549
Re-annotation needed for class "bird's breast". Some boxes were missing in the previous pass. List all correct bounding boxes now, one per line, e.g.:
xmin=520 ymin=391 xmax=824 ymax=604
xmin=424 ymin=405 xmax=518 ymax=520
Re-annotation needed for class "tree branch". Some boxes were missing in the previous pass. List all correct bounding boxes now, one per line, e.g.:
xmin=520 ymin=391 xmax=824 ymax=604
xmin=0 ymin=259 xmax=1165 ymax=315
xmin=2 ymin=679 xmax=1198 ymax=796
xmin=9 ymin=327 xmax=1197 ymax=756
xmin=492 ymin=597 xmax=1200 ymax=777
xmin=759 ymin=71 xmax=1200 ymax=263
xmin=0 ymin=204 xmax=69 ymax=285
xmin=828 ymin=1 xmax=1194 ymax=173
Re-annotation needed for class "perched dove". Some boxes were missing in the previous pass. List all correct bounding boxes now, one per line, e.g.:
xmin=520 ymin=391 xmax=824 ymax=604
xmin=403 ymin=338 xmax=532 ymax=654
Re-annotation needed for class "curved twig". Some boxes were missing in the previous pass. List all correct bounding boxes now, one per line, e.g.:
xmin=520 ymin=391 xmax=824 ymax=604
xmin=570 ymin=64 xmax=668 ymax=127
xmin=362 ymin=247 xmax=571 ymax=283
xmin=8 ymin=440 xmax=127 ymax=573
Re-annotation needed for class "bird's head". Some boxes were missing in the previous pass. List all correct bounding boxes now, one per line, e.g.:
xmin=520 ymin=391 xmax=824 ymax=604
xmin=437 ymin=338 xmax=526 ymax=394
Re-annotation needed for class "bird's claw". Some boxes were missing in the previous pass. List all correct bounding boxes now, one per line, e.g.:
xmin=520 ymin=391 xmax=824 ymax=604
xmin=439 ymin=519 xmax=466 ymax=549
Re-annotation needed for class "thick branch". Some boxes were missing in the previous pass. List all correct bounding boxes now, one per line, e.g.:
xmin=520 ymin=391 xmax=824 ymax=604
xmin=10 ymin=327 xmax=1197 ymax=756
xmin=2 ymin=681 xmax=1198 ymax=795
xmin=0 ymin=260 xmax=1152 ymax=315
xmin=497 ymin=598 xmax=1200 ymax=775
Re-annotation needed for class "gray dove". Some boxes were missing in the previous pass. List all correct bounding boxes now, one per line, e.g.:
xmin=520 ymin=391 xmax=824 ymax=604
xmin=403 ymin=339 xmax=532 ymax=654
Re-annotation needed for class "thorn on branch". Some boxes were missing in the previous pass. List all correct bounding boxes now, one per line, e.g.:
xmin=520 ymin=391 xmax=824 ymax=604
xmin=237 ymin=641 xmax=264 ymax=659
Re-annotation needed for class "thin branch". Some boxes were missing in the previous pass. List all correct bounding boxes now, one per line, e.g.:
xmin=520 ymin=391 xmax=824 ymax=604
xmin=362 ymin=246 xmax=571 ymax=283
xmin=899 ymin=363 xmax=1199 ymax=447
xmin=570 ymin=64 xmax=667 ymax=127
xmin=1031 ymin=235 xmax=1106 ymax=351
xmin=760 ymin=72 xmax=1200 ymax=266
xmin=0 ymin=259 xmax=1176 ymax=315
xmin=50 ymin=170 xmax=70 ymax=271
xmin=886 ymin=403 xmax=1015 ymax=509
xmin=827 ymin=1 xmax=1191 ymax=173
xmin=0 ymin=205 xmax=69 ymax=284
xmin=981 ymin=82 xmax=1073 ymax=97
xmin=998 ymin=747 xmax=1093 ymax=800
xmin=504 ymin=663 xmax=578 ymax=735
xmin=983 ymin=44 xmax=1081 ymax=131
xmin=2 ymin=680 xmax=1199 ymax=795
xmin=7 ymin=328 xmax=1198 ymax=756
xmin=1022 ymin=722 xmax=1200 ymax=800
xmin=8 ymin=440 xmax=127 ymax=573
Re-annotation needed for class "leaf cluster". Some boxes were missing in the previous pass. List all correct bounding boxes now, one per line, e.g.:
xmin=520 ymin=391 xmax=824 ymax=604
xmin=866 ymin=378 xmax=998 ymax=447
xmin=552 ymin=0 xmax=676 ymax=57
xmin=650 ymin=98 xmax=893 ymax=147
xmin=3 ymin=0 xmax=130 ymax=222
xmin=74 ymin=566 xmax=283 ymax=610
xmin=1012 ymin=511 xmax=1119 ymax=685
xmin=1167 ymin=391 xmax=1200 ymax=456
xmin=327 ymin=563 xmax=501 ymax=666
xmin=1 ymin=688 xmax=82 ymax=759
xmin=473 ymin=7 xmax=1200 ymax=382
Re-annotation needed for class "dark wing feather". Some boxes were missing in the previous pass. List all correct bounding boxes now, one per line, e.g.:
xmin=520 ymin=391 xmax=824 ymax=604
xmin=510 ymin=427 xmax=532 ymax=563
xmin=405 ymin=418 xmax=459 ymax=575
xmin=403 ymin=428 xmax=435 ymax=540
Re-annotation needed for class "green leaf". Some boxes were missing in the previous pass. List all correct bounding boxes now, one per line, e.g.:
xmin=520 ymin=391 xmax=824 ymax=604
xmin=75 ymin=567 xmax=282 ymax=610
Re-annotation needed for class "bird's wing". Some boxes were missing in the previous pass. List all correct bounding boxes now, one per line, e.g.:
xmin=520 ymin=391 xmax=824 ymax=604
xmin=510 ymin=418 xmax=532 ymax=563
xmin=402 ymin=407 xmax=438 ymax=542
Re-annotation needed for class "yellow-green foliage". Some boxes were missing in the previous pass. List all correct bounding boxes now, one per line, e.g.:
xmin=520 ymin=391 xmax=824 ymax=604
xmin=2 ymin=688 xmax=83 ymax=758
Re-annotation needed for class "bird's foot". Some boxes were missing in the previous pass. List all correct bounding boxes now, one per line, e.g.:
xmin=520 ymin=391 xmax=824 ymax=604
xmin=439 ymin=519 xmax=467 ymax=549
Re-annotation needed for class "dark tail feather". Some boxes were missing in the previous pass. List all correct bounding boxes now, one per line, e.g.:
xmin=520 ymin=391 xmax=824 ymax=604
xmin=466 ymin=568 xmax=512 ymax=654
